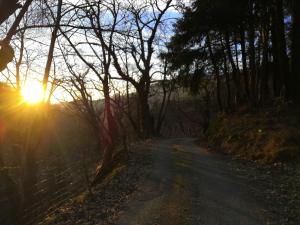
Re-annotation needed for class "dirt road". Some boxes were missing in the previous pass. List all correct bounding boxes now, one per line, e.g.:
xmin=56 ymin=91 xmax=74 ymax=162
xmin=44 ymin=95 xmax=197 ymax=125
xmin=115 ymin=138 xmax=269 ymax=225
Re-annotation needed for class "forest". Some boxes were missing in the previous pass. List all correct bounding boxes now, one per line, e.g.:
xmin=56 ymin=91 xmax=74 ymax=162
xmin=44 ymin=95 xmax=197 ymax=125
xmin=0 ymin=0 xmax=299 ymax=225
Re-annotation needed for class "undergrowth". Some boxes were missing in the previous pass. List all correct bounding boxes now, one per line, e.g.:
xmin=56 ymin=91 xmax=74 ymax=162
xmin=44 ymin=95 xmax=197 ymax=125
xmin=206 ymin=103 xmax=300 ymax=163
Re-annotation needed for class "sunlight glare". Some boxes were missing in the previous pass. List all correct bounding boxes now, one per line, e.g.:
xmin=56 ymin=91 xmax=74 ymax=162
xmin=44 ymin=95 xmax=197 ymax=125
xmin=21 ymin=81 xmax=44 ymax=104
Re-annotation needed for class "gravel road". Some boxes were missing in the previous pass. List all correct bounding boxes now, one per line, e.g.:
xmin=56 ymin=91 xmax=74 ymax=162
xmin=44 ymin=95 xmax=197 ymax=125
xmin=115 ymin=138 xmax=269 ymax=225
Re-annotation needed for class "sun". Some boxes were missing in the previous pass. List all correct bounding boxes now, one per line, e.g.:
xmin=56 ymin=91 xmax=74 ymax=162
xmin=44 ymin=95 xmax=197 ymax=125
xmin=21 ymin=80 xmax=44 ymax=104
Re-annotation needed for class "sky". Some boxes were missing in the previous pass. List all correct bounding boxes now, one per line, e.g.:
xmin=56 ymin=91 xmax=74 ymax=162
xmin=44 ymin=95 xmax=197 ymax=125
xmin=0 ymin=0 xmax=189 ymax=104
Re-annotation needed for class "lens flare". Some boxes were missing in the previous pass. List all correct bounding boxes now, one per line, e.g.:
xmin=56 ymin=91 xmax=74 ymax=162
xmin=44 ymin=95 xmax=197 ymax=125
xmin=21 ymin=80 xmax=44 ymax=104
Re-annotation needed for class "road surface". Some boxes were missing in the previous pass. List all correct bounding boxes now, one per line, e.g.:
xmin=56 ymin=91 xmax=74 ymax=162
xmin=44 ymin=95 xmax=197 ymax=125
xmin=116 ymin=138 xmax=268 ymax=225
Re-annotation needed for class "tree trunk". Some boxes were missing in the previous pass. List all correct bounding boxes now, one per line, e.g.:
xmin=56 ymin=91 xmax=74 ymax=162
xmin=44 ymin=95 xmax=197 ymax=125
xmin=155 ymin=61 xmax=173 ymax=135
xmin=207 ymin=34 xmax=223 ymax=111
xmin=240 ymin=26 xmax=250 ymax=100
xmin=22 ymin=114 xmax=41 ymax=207
xmin=223 ymin=53 xmax=231 ymax=110
xmin=224 ymin=30 xmax=241 ymax=103
xmin=248 ymin=3 xmax=257 ymax=103
xmin=271 ymin=0 xmax=289 ymax=98
xmin=125 ymin=82 xmax=141 ymax=138
xmin=15 ymin=31 xmax=25 ymax=91
xmin=23 ymin=148 xmax=38 ymax=205
xmin=43 ymin=0 xmax=63 ymax=99
xmin=92 ymin=81 xmax=118 ymax=186
xmin=0 ymin=0 xmax=34 ymax=72
xmin=0 ymin=0 xmax=20 ymax=25
xmin=234 ymin=34 xmax=240 ymax=71
xmin=291 ymin=0 xmax=300 ymax=100
xmin=101 ymin=82 xmax=117 ymax=166
xmin=260 ymin=23 xmax=271 ymax=103
xmin=202 ymin=87 xmax=211 ymax=133
xmin=137 ymin=88 xmax=155 ymax=138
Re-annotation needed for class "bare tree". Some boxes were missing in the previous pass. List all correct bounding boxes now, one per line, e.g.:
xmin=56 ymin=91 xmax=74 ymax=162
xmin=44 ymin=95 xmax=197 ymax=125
xmin=86 ymin=0 xmax=175 ymax=138
xmin=0 ymin=0 xmax=22 ymax=25
xmin=42 ymin=0 xmax=63 ymax=100
xmin=59 ymin=0 xmax=124 ymax=185
xmin=0 ymin=0 xmax=34 ymax=72
xmin=153 ymin=59 xmax=176 ymax=135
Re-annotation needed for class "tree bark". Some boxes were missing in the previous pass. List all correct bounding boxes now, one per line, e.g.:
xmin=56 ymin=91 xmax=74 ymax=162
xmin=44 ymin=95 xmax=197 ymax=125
xmin=260 ymin=23 xmax=271 ymax=103
xmin=271 ymin=0 xmax=289 ymax=98
xmin=240 ymin=26 xmax=250 ymax=100
xmin=102 ymin=83 xmax=116 ymax=166
xmin=248 ymin=3 xmax=257 ymax=103
xmin=43 ymin=0 xmax=63 ymax=100
xmin=0 ymin=0 xmax=21 ymax=25
xmin=0 ymin=0 xmax=34 ymax=72
xmin=15 ymin=31 xmax=25 ymax=91
xmin=291 ymin=0 xmax=300 ymax=100
xmin=223 ymin=52 xmax=231 ymax=109
xmin=224 ymin=30 xmax=241 ymax=103
xmin=207 ymin=34 xmax=223 ymax=111
xmin=92 ymin=81 xmax=119 ymax=186
xmin=137 ymin=87 xmax=155 ymax=138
